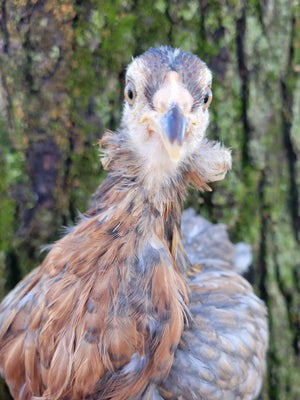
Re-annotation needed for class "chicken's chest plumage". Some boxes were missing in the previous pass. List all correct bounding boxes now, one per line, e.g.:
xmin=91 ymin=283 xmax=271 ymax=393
xmin=0 ymin=178 xmax=188 ymax=400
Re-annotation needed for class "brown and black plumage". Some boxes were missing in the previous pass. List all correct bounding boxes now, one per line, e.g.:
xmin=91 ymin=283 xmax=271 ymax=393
xmin=0 ymin=46 xmax=268 ymax=400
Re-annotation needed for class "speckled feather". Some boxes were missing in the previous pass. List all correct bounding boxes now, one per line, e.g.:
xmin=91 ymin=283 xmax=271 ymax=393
xmin=0 ymin=47 xmax=267 ymax=400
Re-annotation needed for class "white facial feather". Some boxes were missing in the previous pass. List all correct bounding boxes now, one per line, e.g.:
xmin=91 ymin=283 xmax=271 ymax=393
xmin=121 ymin=49 xmax=215 ymax=189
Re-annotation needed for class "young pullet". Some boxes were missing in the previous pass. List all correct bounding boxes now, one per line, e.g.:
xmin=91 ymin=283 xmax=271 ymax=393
xmin=0 ymin=46 xmax=268 ymax=400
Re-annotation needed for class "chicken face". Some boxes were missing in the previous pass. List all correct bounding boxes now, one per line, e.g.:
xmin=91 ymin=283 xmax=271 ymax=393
xmin=121 ymin=47 xmax=213 ymax=179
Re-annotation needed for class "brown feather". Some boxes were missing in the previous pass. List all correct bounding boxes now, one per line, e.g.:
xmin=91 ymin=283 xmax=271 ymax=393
xmin=1 ymin=333 xmax=26 ymax=393
xmin=72 ymin=341 xmax=104 ymax=398
xmin=24 ymin=331 xmax=41 ymax=395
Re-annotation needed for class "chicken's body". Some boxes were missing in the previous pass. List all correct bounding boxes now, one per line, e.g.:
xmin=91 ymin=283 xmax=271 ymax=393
xmin=0 ymin=47 xmax=268 ymax=400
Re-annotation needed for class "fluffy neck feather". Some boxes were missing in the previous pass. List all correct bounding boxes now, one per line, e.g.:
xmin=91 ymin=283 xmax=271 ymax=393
xmin=96 ymin=131 xmax=189 ymax=215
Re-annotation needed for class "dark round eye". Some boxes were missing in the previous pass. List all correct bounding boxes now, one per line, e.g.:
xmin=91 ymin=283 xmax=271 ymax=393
xmin=124 ymin=81 xmax=136 ymax=106
xmin=203 ymin=87 xmax=212 ymax=109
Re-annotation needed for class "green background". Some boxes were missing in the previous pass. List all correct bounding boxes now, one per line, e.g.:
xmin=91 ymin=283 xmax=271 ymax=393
xmin=0 ymin=0 xmax=299 ymax=398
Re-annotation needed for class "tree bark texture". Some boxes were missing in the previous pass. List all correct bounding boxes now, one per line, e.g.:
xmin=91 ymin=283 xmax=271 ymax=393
xmin=0 ymin=1 xmax=299 ymax=399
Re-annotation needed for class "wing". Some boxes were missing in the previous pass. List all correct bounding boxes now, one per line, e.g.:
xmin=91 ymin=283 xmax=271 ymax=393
xmin=160 ymin=265 xmax=268 ymax=400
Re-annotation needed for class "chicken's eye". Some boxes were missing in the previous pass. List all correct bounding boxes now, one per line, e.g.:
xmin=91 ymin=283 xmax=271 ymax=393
xmin=203 ymin=88 xmax=212 ymax=109
xmin=124 ymin=81 xmax=136 ymax=106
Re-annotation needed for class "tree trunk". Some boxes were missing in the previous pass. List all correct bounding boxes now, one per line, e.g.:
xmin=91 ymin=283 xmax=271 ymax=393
xmin=0 ymin=0 xmax=299 ymax=398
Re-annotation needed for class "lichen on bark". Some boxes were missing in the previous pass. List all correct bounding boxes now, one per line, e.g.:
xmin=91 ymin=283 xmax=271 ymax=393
xmin=0 ymin=0 xmax=299 ymax=398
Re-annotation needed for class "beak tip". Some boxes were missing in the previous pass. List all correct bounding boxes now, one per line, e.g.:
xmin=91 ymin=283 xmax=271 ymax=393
xmin=168 ymin=146 xmax=182 ymax=163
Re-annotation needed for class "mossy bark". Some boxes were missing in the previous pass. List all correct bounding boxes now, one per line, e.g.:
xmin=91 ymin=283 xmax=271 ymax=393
xmin=0 ymin=1 xmax=299 ymax=398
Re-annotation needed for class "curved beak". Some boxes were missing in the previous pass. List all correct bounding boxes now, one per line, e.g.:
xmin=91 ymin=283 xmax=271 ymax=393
xmin=160 ymin=103 xmax=187 ymax=162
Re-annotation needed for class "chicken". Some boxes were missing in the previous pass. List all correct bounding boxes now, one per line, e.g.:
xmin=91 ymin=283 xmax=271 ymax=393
xmin=0 ymin=46 xmax=268 ymax=400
